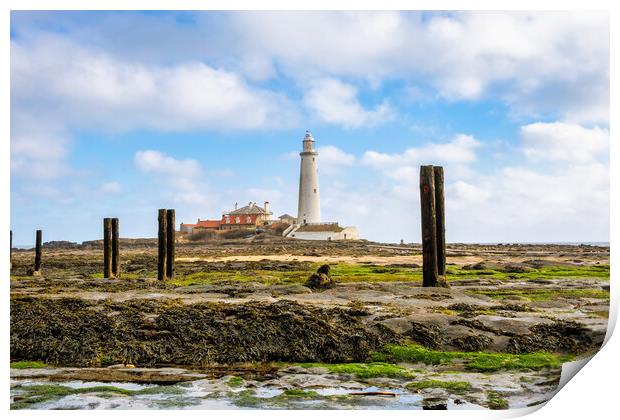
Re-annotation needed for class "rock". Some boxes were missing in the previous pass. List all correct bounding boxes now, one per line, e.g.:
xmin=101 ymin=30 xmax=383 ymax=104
xmin=422 ymin=398 xmax=448 ymax=410
xmin=462 ymin=262 xmax=487 ymax=270
xmin=508 ymin=320 xmax=594 ymax=353
xmin=317 ymin=264 xmax=331 ymax=276
xmin=500 ymin=264 xmax=533 ymax=273
xmin=452 ymin=334 xmax=493 ymax=351
xmin=305 ymin=265 xmax=335 ymax=290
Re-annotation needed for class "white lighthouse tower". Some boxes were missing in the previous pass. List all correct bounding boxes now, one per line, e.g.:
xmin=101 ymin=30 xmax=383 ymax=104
xmin=297 ymin=130 xmax=321 ymax=225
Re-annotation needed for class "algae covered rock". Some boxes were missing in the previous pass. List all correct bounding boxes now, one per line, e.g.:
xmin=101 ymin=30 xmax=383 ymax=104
xmin=305 ymin=264 xmax=335 ymax=290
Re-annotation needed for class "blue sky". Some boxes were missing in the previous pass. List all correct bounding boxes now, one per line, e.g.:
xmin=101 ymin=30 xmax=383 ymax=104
xmin=10 ymin=11 xmax=609 ymax=245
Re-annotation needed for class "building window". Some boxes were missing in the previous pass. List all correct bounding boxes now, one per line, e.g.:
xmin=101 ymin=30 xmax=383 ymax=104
xmin=235 ymin=216 xmax=241 ymax=224
xmin=314 ymin=188 xmax=317 ymax=193
xmin=225 ymin=217 xmax=230 ymax=224
xmin=312 ymin=157 xmax=315 ymax=162
xmin=246 ymin=216 xmax=252 ymax=223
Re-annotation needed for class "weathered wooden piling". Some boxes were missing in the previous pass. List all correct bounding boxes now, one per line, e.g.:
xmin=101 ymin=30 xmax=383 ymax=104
xmin=103 ymin=218 xmax=112 ymax=279
xmin=33 ymin=229 xmax=43 ymax=273
xmin=157 ymin=209 xmax=167 ymax=280
xmin=166 ymin=209 xmax=175 ymax=280
xmin=419 ymin=166 xmax=439 ymax=287
xmin=433 ymin=166 xmax=446 ymax=277
xmin=111 ymin=218 xmax=120 ymax=277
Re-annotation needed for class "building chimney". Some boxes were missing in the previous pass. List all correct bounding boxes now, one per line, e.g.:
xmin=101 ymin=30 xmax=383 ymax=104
xmin=235 ymin=202 xmax=238 ymax=210
xmin=264 ymin=201 xmax=270 ymax=214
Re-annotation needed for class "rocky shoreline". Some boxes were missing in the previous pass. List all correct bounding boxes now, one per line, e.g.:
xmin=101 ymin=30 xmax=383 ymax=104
xmin=9 ymin=241 xmax=610 ymax=409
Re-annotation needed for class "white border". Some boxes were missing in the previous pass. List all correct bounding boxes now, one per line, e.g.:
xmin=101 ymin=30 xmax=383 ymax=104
xmin=2 ymin=2 xmax=616 ymax=419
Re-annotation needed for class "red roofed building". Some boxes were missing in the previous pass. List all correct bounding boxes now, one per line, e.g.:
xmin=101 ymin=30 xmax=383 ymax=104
xmin=179 ymin=201 xmax=274 ymax=233
xmin=180 ymin=219 xmax=221 ymax=233
xmin=220 ymin=201 xmax=273 ymax=230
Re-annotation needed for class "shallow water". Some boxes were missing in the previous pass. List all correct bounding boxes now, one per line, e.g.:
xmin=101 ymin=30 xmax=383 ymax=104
xmin=10 ymin=361 xmax=565 ymax=411
xmin=11 ymin=377 xmax=489 ymax=410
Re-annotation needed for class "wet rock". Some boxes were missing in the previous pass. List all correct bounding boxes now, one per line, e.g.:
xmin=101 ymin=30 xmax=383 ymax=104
xmin=521 ymin=259 xmax=562 ymax=268
xmin=450 ymin=318 xmax=504 ymax=336
xmin=447 ymin=303 xmax=487 ymax=313
xmin=404 ymin=322 xmax=443 ymax=349
xmin=500 ymin=264 xmax=533 ymax=273
xmin=451 ymin=334 xmax=493 ymax=351
xmin=491 ymin=303 xmax=533 ymax=312
xmin=26 ymin=269 xmax=42 ymax=276
xmin=462 ymin=262 xmax=487 ymax=270
xmin=305 ymin=265 xmax=335 ymax=290
xmin=386 ymin=263 xmax=420 ymax=269
xmin=422 ymin=398 xmax=447 ymax=410
xmin=508 ymin=320 xmax=595 ymax=353
xmin=10 ymin=297 xmax=399 ymax=366
xmin=270 ymin=285 xmax=313 ymax=296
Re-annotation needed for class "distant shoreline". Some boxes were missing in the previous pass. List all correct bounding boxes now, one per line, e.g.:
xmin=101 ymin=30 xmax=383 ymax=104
xmin=11 ymin=241 xmax=610 ymax=250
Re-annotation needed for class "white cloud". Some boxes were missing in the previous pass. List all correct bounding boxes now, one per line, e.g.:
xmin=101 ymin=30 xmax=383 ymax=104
xmin=133 ymin=150 xmax=212 ymax=210
xmin=12 ymin=12 xmax=608 ymax=126
xmin=229 ymin=11 xmax=608 ymax=124
xmin=317 ymin=145 xmax=355 ymax=174
xmin=134 ymin=150 xmax=202 ymax=179
xmin=304 ymin=78 xmax=394 ymax=128
xmin=521 ymin=122 xmax=609 ymax=163
xmin=362 ymin=134 xmax=481 ymax=181
xmin=11 ymin=35 xmax=299 ymax=134
xmin=351 ymin=123 xmax=609 ymax=243
xmin=10 ymin=114 xmax=70 ymax=179
xmin=445 ymin=161 xmax=609 ymax=242
xmin=10 ymin=32 xmax=301 ymax=184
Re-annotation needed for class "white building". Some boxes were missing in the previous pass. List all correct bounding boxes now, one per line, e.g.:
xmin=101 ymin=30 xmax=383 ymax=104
xmin=284 ymin=130 xmax=360 ymax=241
xmin=297 ymin=130 xmax=321 ymax=224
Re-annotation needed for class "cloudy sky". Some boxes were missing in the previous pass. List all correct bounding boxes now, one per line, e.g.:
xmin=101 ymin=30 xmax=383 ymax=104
xmin=10 ymin=11 xmax=609 ymax=245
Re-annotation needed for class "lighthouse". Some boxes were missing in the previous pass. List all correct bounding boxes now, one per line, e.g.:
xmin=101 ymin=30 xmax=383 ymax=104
xmin=297 ymin=130 xmax=321 ymax=225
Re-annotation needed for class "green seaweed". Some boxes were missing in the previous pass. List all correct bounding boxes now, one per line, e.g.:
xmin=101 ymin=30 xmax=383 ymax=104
xmin=469 ymin=289 xmax=609 ymax=301
xmin=11 ymin=383 xmax=184 ymax=410
xmin=486 ymin=391 xmax=509 ymax=409
xmin=226 ymin=376 xmax=244 ymax=388
xmin=10 ymin=361 xmax=48 ymax=369
xmin=406 ymin=380 xmax=471 ymax=392
xmin=297 ymin=362 xmax=416 ymax=379
xmin=166 ymin=262 xmax=609 ymax=287
xmin=372 ymin=344 xmax=573 ymax=372
xmin=281 ymin=389 xmax=321 ymax=398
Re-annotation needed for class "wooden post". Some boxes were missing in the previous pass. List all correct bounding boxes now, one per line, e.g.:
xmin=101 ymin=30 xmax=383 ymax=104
xmin=158 ymin=209 xmax=167 ymax=280
xmin=419 ymin=166 xmax=439 ymax=287
xmin=433 ymin=166 xmax=446 ymax=277
xmin=166 ymin=209 xmax=175 ymax=280
xmin=111 ymin=218 xmax=120 ymax=278
xmin=34 ymin=229 xmax=42 ymax=273
xmin=103 ymin=218 xmax=112 ymax=279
